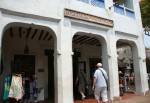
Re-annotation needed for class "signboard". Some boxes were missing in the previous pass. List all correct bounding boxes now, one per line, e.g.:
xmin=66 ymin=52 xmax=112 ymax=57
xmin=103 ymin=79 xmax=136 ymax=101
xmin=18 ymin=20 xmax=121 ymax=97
xmin=64 ymin=9 xmax=114 ymax=27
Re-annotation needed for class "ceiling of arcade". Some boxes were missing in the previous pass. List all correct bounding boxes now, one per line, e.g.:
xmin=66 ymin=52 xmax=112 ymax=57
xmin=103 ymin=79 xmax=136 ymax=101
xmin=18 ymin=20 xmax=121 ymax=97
xmin=73 ymin=35 xmax=101 ymax=47
xmin=3 ymin=26 xmax=134 ymax=48
xmin=3 ymin=26 xmax=54 ymax=42
xmin=5 ymin=27 xmax=101 ymax=47
xmin=117 ymin=40 xmax=135 ymax=48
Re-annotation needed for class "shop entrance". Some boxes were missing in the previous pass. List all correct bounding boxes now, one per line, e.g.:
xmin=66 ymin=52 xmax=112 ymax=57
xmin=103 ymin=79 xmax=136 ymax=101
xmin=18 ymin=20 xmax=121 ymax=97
xmin=72 ymin=33 xmax=106 ymax=102
xmin=117 ymin=40 xmax=137 ymax=96
xmin=0 ymin=23 xmax=56 ymax=103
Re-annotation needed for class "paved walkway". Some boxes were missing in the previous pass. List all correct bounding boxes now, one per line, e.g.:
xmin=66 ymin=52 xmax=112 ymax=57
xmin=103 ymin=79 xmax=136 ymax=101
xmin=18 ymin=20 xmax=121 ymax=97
xmin=74 ymin=92 xmax=150 ymax=103
xmin=114 ymin=95 xmax=150 ymax=103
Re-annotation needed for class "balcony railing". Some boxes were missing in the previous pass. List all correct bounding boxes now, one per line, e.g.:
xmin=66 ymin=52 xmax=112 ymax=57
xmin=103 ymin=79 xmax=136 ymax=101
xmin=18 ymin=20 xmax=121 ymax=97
xmin=113 ymin=4 xmax=135 ymax=18
xmin=78 ymin=0 xmax=105 ymax=8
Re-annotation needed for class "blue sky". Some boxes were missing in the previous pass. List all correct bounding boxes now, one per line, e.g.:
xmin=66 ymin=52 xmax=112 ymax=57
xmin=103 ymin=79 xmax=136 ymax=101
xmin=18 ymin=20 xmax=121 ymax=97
xmin=144 ymin=34 xmax=150 ymax=48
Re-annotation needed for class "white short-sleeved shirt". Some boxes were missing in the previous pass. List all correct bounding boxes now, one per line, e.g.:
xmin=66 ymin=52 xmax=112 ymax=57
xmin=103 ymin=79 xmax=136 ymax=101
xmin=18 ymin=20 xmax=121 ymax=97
xmin=94 ymin=68 xmax=108 ymax=88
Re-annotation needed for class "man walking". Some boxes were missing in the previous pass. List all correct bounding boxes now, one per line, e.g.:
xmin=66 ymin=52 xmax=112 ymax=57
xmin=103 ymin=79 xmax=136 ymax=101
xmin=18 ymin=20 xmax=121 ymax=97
xmin=92 ymin=63 xmax=108 ymax=103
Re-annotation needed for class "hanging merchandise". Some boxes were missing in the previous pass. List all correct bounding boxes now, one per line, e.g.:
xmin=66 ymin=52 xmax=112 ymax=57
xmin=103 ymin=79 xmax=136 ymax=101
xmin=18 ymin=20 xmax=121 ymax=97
xmin=8 ymin=74 xmax=24 ymax=101
xmin=2 ymin=74 xmax=11 ymax=101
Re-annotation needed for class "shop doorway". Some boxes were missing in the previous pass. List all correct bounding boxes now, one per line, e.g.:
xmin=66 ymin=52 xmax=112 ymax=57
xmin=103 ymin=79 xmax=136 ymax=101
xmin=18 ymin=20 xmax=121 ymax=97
xmin=72 ymin=33 xmax=106 ymax=101
xmin=0 ymin=23 xmax=56 ymax=103
xmin=117 ymin=40 xmax=137 ymax=96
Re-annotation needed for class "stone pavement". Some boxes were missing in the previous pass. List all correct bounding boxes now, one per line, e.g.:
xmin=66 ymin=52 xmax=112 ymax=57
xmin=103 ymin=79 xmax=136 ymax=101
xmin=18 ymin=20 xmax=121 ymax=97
xmin=74 ymin=92 xmax=150 ymax=103
xmin=114 ymin=93 xmax=150 ymax=103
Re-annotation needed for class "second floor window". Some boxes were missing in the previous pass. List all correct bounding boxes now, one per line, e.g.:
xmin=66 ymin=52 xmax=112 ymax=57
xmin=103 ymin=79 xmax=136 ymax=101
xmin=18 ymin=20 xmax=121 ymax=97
xmin=78 ymin=0 xmax=105 ymax=8
xmin=114 ymin=0 xmax=133 ymax=10
xmin=113 ymin=0 xmax=135 ymax=18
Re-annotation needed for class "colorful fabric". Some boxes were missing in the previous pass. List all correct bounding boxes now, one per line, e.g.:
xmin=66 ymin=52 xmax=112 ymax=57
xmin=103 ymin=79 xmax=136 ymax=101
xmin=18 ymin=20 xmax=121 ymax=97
xmin=2 ymin=75 xmax=11 ymax=101
xmin=8 ymin=75 xmax=24 ymax=101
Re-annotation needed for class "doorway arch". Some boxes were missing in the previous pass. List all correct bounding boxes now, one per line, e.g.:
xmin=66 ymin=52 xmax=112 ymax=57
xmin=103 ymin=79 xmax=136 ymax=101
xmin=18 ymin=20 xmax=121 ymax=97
xmin=0 ymin=22 xmax=57 ymax=103
xmin=116 ymin=39 xmax=141 ymax=96
xmin=72 ymin=32 xmax=108 ymax=101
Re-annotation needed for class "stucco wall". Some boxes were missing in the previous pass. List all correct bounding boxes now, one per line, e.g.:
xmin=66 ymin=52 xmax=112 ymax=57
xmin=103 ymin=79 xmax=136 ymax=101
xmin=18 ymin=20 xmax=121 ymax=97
xmin=0 ymin=0 xmax=63 ymax=19
xmin=0 ymin=0 xmax=143 ymax=37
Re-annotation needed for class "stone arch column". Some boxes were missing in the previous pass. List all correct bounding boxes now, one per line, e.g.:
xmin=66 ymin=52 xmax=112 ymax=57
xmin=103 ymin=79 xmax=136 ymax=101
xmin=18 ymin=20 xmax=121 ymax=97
xmin=105 ymin=29 xmax=120 ymax=100
xmin=132 ymin=44 xmax=143 ymax=93
xmin=56 ymin=19 xmax=73 ymax=103
xmin=138 ymin=32 xmax=149 ymax=94
xmin=132 ymin=40 xmax=149 ymax=94
xmin=0 ymin=28 xmax=3 ymax=101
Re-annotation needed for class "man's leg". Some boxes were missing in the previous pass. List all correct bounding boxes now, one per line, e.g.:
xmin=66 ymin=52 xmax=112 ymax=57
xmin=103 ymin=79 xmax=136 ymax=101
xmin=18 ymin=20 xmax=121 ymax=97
xmin=79 ymin=91 xmax=86 ymax=99
xmin=94 ymin=87 xmax=101 ymax=103
xmin=96 ymin=99 xmax=101 ymax=103
xmin=101 ymin=87 xmax=108 ymax=103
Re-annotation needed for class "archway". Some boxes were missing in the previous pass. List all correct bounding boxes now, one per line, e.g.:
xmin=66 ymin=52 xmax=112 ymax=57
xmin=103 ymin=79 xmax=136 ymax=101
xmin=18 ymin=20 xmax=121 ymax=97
xmin=116 ymin=39 xmax=139 ymax=96
xmin=0 ymin=22 xmax=56 ymax=103
xmin=72 ymin=32 xmax=108 ymax=102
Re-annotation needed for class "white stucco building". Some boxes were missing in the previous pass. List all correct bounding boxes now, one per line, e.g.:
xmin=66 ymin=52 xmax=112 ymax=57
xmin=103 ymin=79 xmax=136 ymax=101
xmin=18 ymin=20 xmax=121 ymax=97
xmin=0 ymin=0 xmax=149 ymax=103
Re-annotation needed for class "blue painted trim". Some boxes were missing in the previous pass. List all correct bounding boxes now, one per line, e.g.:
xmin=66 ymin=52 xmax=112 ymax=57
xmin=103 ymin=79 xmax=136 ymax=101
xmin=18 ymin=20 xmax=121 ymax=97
xmin=125 ymin=9 xmax=135 ymax=18
xmin=114 ymin=4 xmax=125 ymax=15
xmin=78 ymin=0 xmax=105 ymax=8
xmin=78 ymin=0 xmax=89 ymax=3
xmin=91 ymin=0 xmax=105 ymax=8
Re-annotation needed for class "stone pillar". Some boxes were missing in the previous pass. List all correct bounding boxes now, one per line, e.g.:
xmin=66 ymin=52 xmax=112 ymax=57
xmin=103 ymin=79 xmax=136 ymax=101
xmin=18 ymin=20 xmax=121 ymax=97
xmin=55 ymin=18 xmax=73 ymax=103
xmin=0 ymin=11 xmax=2 ymax=73
xmin=101 ymin=38 xmax=114 ymax=101
xmin=133 ymin=36 xmax=149 ymax=95
xmin=140 ymin=42 xmax=149 ymax=94
xmin=132 ymin=44 xmax=142 ymax=94
xmin=133 ymin=0 xmax=149 ymax=94
xmin=105 ymin=29 xmax=120 ymax=100
xmin=0 ymin=10 xmax=3 ymax=101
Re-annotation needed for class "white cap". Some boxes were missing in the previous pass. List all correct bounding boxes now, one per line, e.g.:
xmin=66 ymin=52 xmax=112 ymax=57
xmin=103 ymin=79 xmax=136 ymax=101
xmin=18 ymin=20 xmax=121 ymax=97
xmin=96 ymin=63 xmax=102 ymax=67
